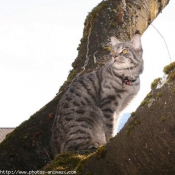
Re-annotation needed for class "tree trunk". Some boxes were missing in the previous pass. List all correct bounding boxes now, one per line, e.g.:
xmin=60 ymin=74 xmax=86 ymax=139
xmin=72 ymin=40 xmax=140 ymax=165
xmin=0 ymin=0 xmax=170 ymax=171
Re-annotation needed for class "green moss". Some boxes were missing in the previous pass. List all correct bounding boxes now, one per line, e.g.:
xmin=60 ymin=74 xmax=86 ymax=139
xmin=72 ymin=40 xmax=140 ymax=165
xmin=76 ymin=158 xmax=87 ymax=175
xmin=66 ymin=69 xmax=78 ymax=84
xmin=84 ymin=1 xmax=107 ymax=26
xmin=151 ymin=78 xmax=161 ymax=89
xmin=129 ymin=124 xmax=134 ymax=130
xmin=109 ymin=137 xmax=114 ymax=141
xmin=80 ymin=37 xmax=87 ymax=42
xmin=42 ymin=152 xmax=86 ymax=172
xmin=140 ymin=93 xmax=154 ymax=107
xmin=146 ymin=93 xmax=153 ymax=98
xmin=157 ymin=92 xmax=162 ymax=97
xmin=110 ymin=23 xmax=116 ymax=28
xmin=112 ymin=9 xmax=117 ymax=13
xmin=161 ymin=116 xmax=166 ymax=122
xmin=134 ymin=119 xmax=141 ymax=125
xmin=95 ymin=145 xmax=106 ymax=159
xmin=129 ymin=120 xmax=140 ymax=129
xmin=76 ymin=152 xmax=95 ymax=175
xmin=82 ymin=1 xmax=108 ymax=44
xmin=127 ymin=115 xmax=141 ymax=136
xmin=126 ymin=130 xmax=132 ymax=135
xmin=131 ymin=112 xmax=135 ymax=117
xmin=168 ymin=72 xmax=175 ymax=83
xmin=91 ymin=1 xmax=107 ymax=18
xmin=104 ymin=46 xmax=111 ymax=51
xmin=140 ymin=99 xmax=147 ymax=107
xmin=163 ymin=61 xmax=175 ymax=74
xmin=41 ymin=151 xmax=97 ymax=174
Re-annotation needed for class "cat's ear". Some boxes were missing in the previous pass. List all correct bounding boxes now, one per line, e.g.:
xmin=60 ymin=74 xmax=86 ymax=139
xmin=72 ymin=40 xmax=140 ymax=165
xmin=111 ymin=37 xmax=120 ymax=46
xmin=131 ymin=34 xmax=142 ymax=50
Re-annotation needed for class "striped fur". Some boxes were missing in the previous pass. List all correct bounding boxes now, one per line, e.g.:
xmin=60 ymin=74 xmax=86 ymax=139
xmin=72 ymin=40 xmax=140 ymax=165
xmin=51 ymin=34 xmax=143 ymax=157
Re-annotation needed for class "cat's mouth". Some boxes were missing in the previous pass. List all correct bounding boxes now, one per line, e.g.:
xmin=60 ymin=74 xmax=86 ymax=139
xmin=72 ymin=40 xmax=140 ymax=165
xmin=113 ymin=56 xmax=126 ymax=64
xmin=114 ymin=59 xmax=125 ymax=64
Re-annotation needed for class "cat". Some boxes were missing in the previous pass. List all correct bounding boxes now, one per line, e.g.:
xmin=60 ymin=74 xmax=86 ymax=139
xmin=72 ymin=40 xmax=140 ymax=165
xmin=51 ymin=34 xmax=143 ymax=158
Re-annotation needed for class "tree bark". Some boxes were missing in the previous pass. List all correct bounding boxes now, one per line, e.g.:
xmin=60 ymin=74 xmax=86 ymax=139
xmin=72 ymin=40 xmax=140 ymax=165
xmin=0 ymin=0 xmax=170 ymax=171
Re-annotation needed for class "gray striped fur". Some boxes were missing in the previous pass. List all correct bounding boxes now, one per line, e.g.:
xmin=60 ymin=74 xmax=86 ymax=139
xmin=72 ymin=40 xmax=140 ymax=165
xmin=51 ymin=34 xmax=143 ymax=157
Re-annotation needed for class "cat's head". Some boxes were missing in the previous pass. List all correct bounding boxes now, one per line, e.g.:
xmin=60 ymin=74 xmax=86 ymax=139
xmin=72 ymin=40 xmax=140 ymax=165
xmin=110 ymin=34 xmax=143 ymax=71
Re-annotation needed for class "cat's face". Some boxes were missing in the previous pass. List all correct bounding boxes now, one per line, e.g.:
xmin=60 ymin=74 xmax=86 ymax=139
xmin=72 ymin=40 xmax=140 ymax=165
xmin=110 ymin=34 xmax=143 ymax=70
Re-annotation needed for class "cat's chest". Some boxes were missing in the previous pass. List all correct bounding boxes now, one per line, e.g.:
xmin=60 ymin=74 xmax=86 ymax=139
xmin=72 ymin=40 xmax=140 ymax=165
xmin=101 ymin=78 xmax=139 ymax=99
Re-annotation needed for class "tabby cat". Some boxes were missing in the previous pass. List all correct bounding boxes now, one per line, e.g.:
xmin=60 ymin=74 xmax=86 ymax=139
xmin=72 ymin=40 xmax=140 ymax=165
xmin=51 ymin=34 xmax=143 ymax=158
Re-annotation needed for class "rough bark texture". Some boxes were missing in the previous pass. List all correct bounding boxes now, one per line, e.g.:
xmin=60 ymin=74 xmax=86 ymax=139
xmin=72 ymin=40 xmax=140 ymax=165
xmin=0 ymin=0 xmax=170 ymax=172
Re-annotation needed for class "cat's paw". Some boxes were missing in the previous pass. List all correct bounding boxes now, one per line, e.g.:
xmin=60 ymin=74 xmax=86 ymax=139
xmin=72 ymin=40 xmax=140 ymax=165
xmin=75 ymin=145 xmax=98 ymax=155
xmin=88 ymin=147 xmax=98 ymax=153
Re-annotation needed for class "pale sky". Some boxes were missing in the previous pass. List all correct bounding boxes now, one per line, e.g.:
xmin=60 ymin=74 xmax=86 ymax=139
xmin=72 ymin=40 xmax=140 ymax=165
xmin=0 ymin=0 xmax=174 ymax=127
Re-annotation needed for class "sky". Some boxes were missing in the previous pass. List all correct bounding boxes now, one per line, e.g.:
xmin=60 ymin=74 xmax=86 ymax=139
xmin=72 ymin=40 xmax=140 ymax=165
xmin=0 ymin=0 xmax=174 ymax=127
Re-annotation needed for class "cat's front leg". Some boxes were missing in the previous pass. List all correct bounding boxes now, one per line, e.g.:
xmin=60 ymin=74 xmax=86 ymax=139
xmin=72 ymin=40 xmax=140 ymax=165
xmin=101 ymin=104 xmax=118 ymax=141
xmin=102 ymin=112 xmax=116 ymax=142
xmin=105 ymin=131 xmax=112 ymax=142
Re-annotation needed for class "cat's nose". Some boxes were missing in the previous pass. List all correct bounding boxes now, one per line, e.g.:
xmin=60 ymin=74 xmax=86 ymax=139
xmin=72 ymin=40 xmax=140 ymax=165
xmin=114 ymin=57 xmax=118 ymax=62
xmin=113 ymin=56 xmax=118 ymax=61
xmin=114 ymin=57 xmax=125 ymax=63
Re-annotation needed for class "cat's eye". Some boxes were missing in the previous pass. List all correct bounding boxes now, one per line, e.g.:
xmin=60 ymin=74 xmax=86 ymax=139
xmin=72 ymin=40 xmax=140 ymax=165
xmin=122 ymin=49 xmax=128 ymax=54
